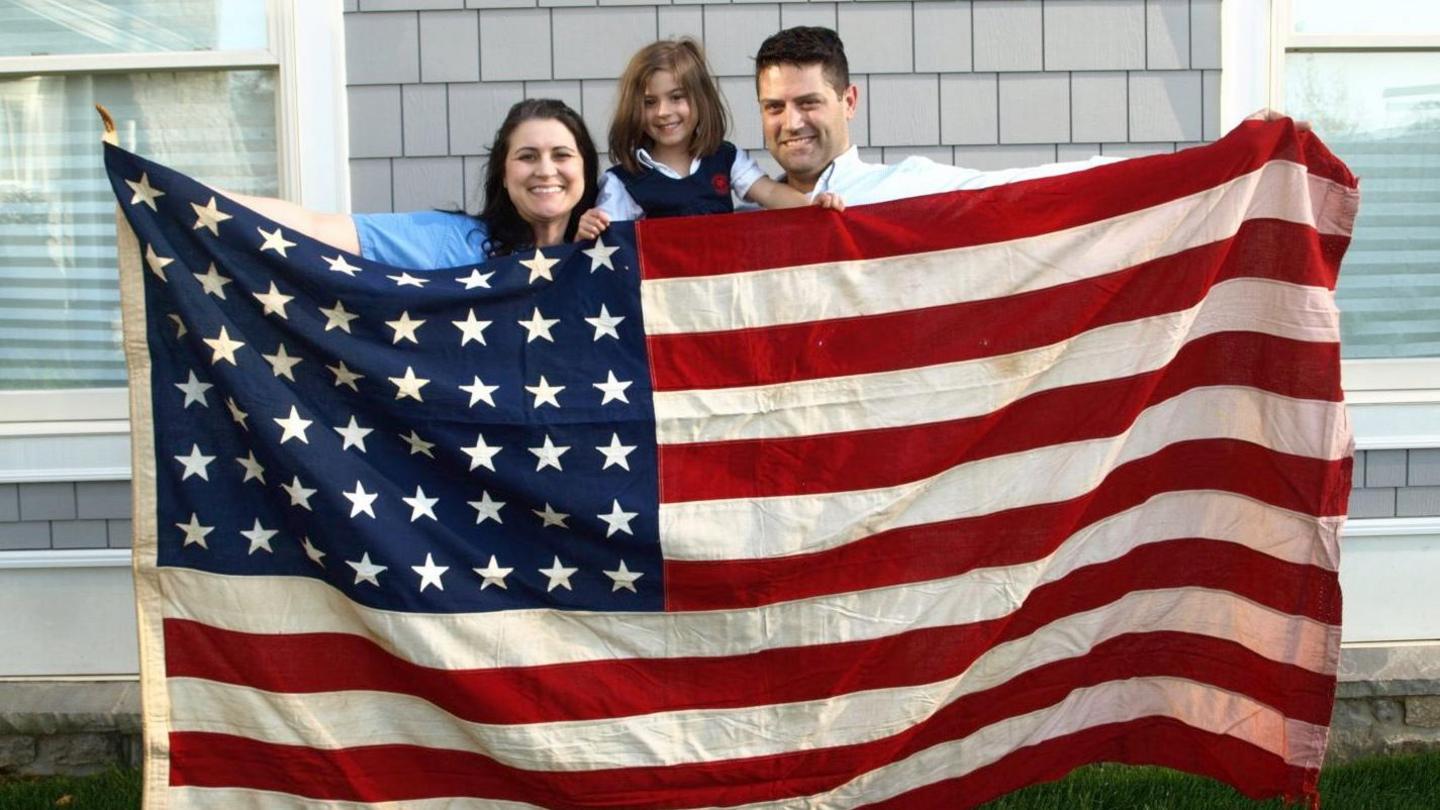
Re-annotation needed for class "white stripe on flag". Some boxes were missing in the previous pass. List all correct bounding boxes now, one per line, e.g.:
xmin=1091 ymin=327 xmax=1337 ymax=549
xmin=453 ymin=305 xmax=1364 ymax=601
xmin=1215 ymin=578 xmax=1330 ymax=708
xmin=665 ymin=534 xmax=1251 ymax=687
xmin=641 ymin=162 xmax=1341 ymax=335
xmin=659 ymin=387 xmax=1347 ymax=561
xmin=167 ymin=787 xmax=544 ymax=810
xmin=733 ymin=676 xmax=1330 ymax=810
xmin=166 ymin=590 xmax=1333 ymax=771
xmin=653 ymin=278 xmax=1338 ymax=445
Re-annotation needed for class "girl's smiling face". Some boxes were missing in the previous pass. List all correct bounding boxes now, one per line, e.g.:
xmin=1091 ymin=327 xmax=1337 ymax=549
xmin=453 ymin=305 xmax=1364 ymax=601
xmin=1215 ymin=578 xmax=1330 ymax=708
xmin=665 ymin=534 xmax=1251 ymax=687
xmin=642 ymin=69 xmax=695 ymax=154
xmin=503 ymin=118 xmax=585 ymax=243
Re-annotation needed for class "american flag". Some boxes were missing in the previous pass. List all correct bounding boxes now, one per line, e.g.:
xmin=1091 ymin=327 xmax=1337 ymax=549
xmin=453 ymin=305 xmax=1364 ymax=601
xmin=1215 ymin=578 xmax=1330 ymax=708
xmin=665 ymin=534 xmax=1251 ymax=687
xmin=108 ymin=119 xmax=1356 ymax=809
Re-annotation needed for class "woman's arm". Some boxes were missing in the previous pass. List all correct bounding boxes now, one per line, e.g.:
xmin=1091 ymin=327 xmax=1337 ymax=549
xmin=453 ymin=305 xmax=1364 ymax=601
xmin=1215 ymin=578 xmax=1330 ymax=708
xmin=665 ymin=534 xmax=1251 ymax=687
xmin=226 ymin=193 xmax=361 ymax=255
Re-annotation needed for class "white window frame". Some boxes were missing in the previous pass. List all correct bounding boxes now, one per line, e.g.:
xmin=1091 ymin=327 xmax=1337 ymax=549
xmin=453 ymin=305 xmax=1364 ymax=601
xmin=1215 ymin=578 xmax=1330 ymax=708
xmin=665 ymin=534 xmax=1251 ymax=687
xmin=1224 ymin=0 xmax=1440 ymax=451
xmin=0 ymin=0 xmax=349 ymax=482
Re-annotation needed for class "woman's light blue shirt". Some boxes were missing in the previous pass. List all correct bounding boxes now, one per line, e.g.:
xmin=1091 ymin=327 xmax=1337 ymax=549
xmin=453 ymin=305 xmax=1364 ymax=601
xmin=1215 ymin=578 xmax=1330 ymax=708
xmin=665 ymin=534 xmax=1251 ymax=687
xmin=351 ymin=211 xmax=491 ymax=269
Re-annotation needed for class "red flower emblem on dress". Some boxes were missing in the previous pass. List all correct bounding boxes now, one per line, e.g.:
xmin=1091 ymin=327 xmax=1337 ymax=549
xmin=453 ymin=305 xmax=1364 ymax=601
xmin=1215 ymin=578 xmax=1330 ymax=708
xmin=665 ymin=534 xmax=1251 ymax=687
xmin=711 ymin=173 xmax=730 ymax=195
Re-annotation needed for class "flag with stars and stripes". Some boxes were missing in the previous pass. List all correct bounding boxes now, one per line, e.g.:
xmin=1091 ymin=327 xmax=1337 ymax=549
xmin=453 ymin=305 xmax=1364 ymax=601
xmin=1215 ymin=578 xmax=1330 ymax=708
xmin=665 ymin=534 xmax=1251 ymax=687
xmin=109 ymin=119 xmax=1356 ymax=809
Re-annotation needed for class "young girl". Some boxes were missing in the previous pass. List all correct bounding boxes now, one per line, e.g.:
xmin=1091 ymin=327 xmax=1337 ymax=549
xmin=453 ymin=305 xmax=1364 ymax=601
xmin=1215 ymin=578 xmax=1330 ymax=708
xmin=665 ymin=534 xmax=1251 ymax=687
xmin=576 ymin=38 xmax=838 ymax=239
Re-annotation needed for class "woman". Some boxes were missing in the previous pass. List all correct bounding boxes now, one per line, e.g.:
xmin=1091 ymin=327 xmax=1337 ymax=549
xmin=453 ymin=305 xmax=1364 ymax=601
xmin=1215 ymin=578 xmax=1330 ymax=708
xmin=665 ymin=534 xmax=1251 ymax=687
xmin=233 ymin=98 xmax=598 ymax=268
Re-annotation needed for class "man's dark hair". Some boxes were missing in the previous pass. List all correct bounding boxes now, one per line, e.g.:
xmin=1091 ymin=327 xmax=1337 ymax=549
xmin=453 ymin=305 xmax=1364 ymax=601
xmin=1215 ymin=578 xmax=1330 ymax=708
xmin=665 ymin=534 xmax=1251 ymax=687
xmin=754 ymin=26 xmax=850 ymax=96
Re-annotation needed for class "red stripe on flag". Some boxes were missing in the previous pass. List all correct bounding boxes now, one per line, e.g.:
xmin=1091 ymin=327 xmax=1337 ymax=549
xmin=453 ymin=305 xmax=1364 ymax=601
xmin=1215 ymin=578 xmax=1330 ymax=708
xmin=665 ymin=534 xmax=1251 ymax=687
xmin=168 ymin=633 xmax=1332 ymax=807
xmin=648 ymin=221 xmax=1341 ymax=391
xmin=637 ymin=123 xmax=1353 ymax=281
xmin=668 ymin=443 xmax=1349 ymax=610
xmin=164 ymin=539 xmax=1335 ymax=726
xmin=863 ymin=719 xmax=1319 ymax=810
xmin=659 ymin=333 xmax=1341 ymax=502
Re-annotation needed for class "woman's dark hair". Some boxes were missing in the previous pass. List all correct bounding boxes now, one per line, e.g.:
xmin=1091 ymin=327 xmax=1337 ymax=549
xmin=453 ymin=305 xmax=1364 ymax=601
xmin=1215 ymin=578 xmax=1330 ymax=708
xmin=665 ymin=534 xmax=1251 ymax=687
xmin=477 ymin=98 xmax=599 ymax=257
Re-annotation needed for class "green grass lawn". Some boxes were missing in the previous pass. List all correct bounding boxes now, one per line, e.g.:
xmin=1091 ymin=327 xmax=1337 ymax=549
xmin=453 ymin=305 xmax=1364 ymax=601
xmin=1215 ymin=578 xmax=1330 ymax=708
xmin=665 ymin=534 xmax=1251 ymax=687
xmin=3 ymin=754 xmax=1438 ymax=809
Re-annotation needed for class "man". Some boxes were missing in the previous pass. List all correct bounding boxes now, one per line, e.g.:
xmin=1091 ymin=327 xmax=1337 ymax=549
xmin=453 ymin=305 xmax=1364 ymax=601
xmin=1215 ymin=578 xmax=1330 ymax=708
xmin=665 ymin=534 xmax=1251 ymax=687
xmin=753 ymin=27 xmax=1294 ymax=206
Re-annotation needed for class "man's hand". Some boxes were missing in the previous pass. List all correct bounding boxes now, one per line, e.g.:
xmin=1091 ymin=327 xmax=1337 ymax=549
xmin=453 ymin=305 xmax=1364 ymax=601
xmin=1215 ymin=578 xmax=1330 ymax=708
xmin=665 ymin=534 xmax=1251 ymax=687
xmin=813 ymin=192 xmax=845 ymax=212
xmin=574 ymin=208 xmax=610 ymax=242
xmin=1246 ymin=108 xmax=1312 ymax=132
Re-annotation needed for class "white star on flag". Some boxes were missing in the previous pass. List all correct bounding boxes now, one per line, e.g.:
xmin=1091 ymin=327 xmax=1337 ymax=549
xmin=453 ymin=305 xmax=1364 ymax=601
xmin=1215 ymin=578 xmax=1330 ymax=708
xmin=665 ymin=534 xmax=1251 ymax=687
xmin=520 ymin=248 xmax=560 ymax=284
xmin=387 ymin=272 xmax=428 ymax=288
xmin=525 ymin=375 xmax=564 ymax=409
xmin=174 ymin=370 xmax=212 ymax=408
xmin=225 ymin=397 xmax=249 ymax=431
xmin=328 ymin=361 xmax=363 ymax=391
xmin=452 ymin=309 xmax=491 ymax=346
xmin=467 ymin=491 xmax=505 ymax=524
xmin=167 ymin=314 xmax=187 ymax=338
xmin=533 ymin=502 xmax=569 ymax=528
xmin=176 ymin=513 xmax=213 ymax=548
xmin=282 ymin=476 xmax=318 ymax=510
xmin=399 ymin=430 xmax=437 ymax=458
xmin=460 ymin=433 xmax=501 ymax=471
xmin=252 ymin=282 xmax=293 ymax=318
xmin=257 ymin=225 xmax=296 ymax=257
xmin=190 ymin=196 xmax=232 ymax=236
xmin=240 ymin=519 xmax=277 ymax=554
xmin=333 ymin=416 xmax=373 ymax=452
xmin=474 ymin=556 xmax=513 ymax=590
xmin=539 ymin=556 xmax=578 ymax=592
xmin=319 ymin=300 xmax=359 ymax=333
xmin=342 ymin=481 xmax=379 ymax=518
xmin=456 ymin=269 xmax=493 ymax=289
xmin=236 ymin=451 xmax=266 ymax=484
xmin=203 ymin=326 xmax=245 ymax=366
xmin=603 ymin=560 xmax=643 ymax=593
xmin=412 ymin=553 xmax=449 ymax=592
xmin=324 ymin=254 xmax=362 ymax=276
xmin=583 ymin=235 xmax=619 ymax=271
xmin=125 ymin=172 xmax=164 ymax=210
xmin=301 ymin=536 xmax=325 ymax=565
xmin=529 ymin=435 xmax=569 ymax=472
xmin=389 ymin=366 xmax=429 ymax=401
xmin=347 ymin=553 xmax=387 ymax=587
xmin=596 ymin=433 xmax=636 ymax=470
xmin=174 ymin=444 xmax=215 ymax=480
xmin=193 ymin=263 xmax=232 ymax=298
xmin=262 ymin=343 xmax=303 ymax=381
xmin=145 ymin=244 xmax=174 ymax=281
xmin=403 ymin=486 xmax=439 ymax=522
xmin=386 ymin=311 xmax=425 ymax=344
xmin=274 ymin=405 xmax=313 ymax=445
xmin=459 ymin=376 xmax=499 ymax=408
xmin=517 ymin=307 xmax=559 ymax=343
xmin=584 ymin=304 xmax=625 ymax=341
xmin=598 ymin=499 xmax=638 ymax=538
xmin=593 ymin=370 xmax=632 ymax=405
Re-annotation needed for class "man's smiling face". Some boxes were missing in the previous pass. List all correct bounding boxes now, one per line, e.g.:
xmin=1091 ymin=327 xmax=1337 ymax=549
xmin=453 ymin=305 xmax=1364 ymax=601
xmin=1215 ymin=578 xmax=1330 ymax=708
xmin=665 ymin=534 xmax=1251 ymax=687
xmin=757 ymin=62 xmax=857 ymax=193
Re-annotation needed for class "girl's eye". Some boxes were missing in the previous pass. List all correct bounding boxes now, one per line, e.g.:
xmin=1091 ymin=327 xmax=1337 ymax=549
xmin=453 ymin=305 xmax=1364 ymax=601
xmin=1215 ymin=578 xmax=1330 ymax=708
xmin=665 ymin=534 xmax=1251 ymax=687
xmin=643 ymin=98 xmax=656 ymax=107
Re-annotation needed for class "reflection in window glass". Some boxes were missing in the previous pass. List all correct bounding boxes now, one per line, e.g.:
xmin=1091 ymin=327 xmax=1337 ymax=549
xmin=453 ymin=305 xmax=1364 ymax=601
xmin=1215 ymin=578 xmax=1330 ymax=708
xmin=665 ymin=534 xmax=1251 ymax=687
xmin=1292 ymin=0 xmax=1440 ymax=34
xmin=1286 ymin=52 xmax=1440 ymax=359
xmin=0 ymin=70 xmax=277 ymax=389
xmin=0 ymin=0 xmax=266 ymax=57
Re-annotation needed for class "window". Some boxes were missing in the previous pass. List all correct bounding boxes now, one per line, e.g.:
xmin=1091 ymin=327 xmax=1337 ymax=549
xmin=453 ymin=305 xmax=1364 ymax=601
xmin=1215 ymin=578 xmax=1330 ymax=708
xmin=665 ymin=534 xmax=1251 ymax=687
xmin=1268 ymin=0 xmax=1440 ymax=444
xmin=0 ymin=1 xmax=347 ymax=480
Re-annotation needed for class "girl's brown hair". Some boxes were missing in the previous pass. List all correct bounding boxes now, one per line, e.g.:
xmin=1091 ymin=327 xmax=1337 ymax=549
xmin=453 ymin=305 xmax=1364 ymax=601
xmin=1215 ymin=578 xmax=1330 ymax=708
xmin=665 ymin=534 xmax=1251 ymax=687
xmin=609 ymin=39 xmax=729 ymax=175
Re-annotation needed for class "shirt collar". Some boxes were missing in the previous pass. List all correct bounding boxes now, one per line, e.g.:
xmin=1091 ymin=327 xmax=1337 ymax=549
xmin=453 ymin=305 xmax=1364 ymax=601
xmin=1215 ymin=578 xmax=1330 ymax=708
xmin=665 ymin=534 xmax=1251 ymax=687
xmin=780 ymin=145 xmax=861 ymax=196
xmin=635 ymin=147 xmax=700 ymax=178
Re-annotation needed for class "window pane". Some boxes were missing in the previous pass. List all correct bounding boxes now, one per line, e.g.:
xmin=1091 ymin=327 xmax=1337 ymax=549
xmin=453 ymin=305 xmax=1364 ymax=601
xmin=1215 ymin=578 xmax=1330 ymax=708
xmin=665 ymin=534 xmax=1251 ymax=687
xmin=1285 ymin=52 xmax=1440 ymax=359
xmin=0 ymin=0 xmax=266 ymax=56
xmin=0 ymin=69 xmax=277 ymax=390
xmin=1292 ymin=0 xmax=1440 ymax=35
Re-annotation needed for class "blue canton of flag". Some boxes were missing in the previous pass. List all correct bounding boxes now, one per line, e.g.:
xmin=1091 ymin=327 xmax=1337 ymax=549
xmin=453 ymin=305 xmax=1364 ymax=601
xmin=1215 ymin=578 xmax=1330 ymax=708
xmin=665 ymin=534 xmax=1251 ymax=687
xmin=106 ymin=144 xmax=662 ymax=613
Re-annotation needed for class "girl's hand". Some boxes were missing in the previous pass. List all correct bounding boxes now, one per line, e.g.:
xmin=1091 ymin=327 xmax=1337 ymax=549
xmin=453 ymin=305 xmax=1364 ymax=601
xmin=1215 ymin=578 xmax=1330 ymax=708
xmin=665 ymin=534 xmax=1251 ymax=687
xmin=813 ymin=192 xmax=845 ymax=212
xmin=574 ymin=208 xmax=611 ymax=241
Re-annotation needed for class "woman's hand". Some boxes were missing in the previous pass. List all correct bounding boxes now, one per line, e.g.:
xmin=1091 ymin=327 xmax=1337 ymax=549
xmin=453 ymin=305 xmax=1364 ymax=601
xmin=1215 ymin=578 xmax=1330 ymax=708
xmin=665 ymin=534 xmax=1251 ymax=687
xmin=574 ymin=208 xmax=610 ymax=241
xmin=813 ymin=192 xmax=845 ymax=212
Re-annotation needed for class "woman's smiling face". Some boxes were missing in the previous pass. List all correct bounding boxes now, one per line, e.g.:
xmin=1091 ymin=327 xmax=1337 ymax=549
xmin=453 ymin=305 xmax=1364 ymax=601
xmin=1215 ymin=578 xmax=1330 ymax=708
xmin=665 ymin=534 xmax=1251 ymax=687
xmin=503 ymin=118 xmax=585 ymax=240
